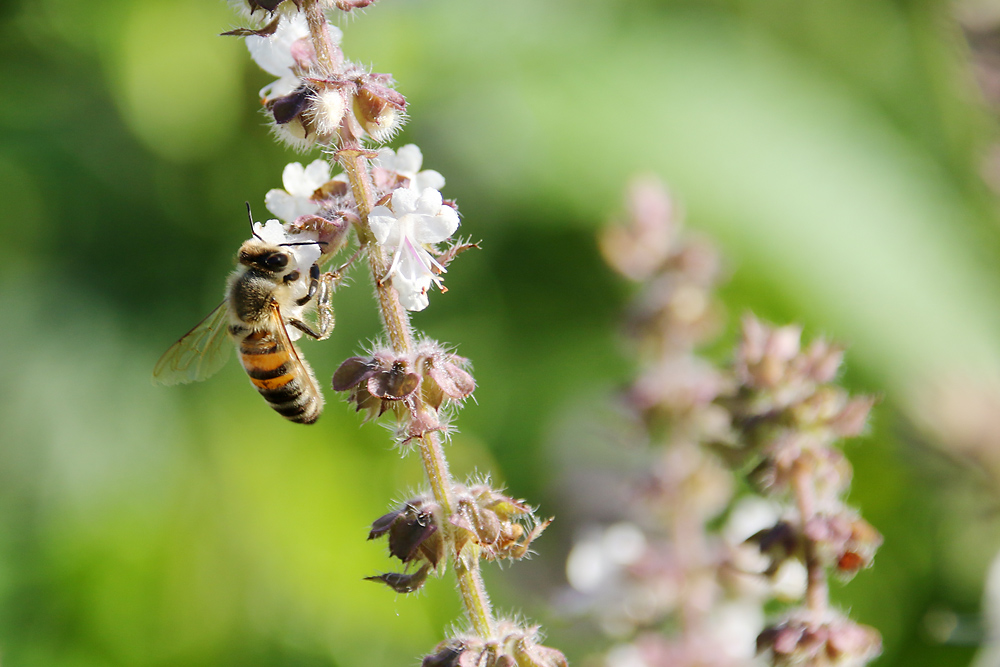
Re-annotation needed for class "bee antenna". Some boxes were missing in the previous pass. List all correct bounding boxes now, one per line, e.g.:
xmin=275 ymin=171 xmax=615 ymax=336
xmin=246 ymin=202 xmax=264 ymax=241
xmin=280 ymin=241 xmax=329 ymax=247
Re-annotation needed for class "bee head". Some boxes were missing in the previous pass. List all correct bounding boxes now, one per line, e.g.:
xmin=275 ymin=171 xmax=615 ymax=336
xmin=238 ymin=239 xmax=294 ymax=276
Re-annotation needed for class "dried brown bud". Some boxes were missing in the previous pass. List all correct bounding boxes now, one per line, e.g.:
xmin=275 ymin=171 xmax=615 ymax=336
xmin=269 ymin=86 xmax=314 ymax=125
xmin=414 ymin=343 xmax=476 ymax=410
xmin=334 ymin=0 xmax=378 ymax=10
xmin=244 ymin=0 xmax=301 ymax=14
xmin=422 ymin=645 xmax=463 ymax=667
xmin=221 ymin=15 xmax=281 ymax=37
xmin=369 ymin=498 xmax=445 ymax=568
xmin=448 ymin=484 xmax=550 ymax=561
xmin=365 ymin=564 xmax=431 ymax=593
xmin=332 ymin=352 xmax=420 ymax=420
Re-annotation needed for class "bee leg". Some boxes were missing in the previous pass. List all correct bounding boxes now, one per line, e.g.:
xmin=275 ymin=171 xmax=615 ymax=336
xmin=295 ymin=263 xmax=322 ymax=306
xmin=313 ymin=272 xmax=335 ymax=339
xmin=290 ymin=272 xmax=335 ymax=341
xmin=288 ymin=318 xmax=326 ymax=340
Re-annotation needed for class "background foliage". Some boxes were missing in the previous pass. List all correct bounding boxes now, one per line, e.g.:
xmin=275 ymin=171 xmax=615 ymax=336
xmin=1 ymin=0 xmax=999 ymax=665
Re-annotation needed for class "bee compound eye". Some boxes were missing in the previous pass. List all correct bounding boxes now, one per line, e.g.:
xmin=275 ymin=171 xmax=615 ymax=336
xmin=265 ymin=253 xmax=289 ymax=270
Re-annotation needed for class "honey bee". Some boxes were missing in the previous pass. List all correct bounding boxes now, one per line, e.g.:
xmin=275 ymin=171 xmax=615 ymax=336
xmin=154 ymin=225 xmax=334 ymax=424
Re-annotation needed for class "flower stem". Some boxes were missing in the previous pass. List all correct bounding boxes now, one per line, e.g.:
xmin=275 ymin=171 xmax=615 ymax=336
xmin=333 ymin=123 xmax=496 ymax=640
xmin=791 ymin=458 xmax=828 ymax=619
xmin=303 ymin=0 xmax=338 ymax=73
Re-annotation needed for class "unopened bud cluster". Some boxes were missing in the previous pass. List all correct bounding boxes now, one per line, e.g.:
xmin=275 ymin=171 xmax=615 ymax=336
xmin=565 ymin=178 xmax=881 ymax=667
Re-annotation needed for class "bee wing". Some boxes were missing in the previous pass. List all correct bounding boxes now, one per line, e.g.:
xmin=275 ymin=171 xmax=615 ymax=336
xmin=269 ymin=300 xmax=322 ymax=396
xmin=152 ymin=302 xmax=233 ymax=385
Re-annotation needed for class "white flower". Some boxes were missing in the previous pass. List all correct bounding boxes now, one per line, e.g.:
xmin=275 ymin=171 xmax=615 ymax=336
xmin=373 ymin=144 xmax=445 ymax=192
xmin=264 ymin=160 xmax=336 ymax=223
xmin=566 ymin=522 xmax=646 ymax=593
xmin=245 ymin=13 xmax=343 ymax=101
xmin=251 ymin=219 xmax=322 ymax=339
xmin=368 ymin=187 xmax=459 ymax=311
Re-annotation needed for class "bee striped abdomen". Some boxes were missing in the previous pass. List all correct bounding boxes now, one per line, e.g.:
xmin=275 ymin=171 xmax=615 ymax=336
xmin=237 ymin=329 xmax=322 ymax=424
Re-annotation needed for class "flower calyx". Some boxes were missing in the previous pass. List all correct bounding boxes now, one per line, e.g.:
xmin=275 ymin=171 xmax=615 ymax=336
xmin=449 ymin=484 xmax=550 ymax=562
xmin=263 ymin=67 xmax=404 ymax=149
xmin=414 ymin=341 xmax=475 ymax=411
xmin=370 ymin=497 xmax=445 ymax=566
xmin=757 ymin=611 xmax=881 ymax=667
xmin=332 ymin=351 xmax=421 ymax=420
xmin=333 ymin=341 xmax=475 ymax=425
xmin=802 ymin=512 xmax=882 ymax=579
xmin=423 ymin=622 xmax=567 ymax=667
xmin=367 ymin=495 xmax=444 ymax=593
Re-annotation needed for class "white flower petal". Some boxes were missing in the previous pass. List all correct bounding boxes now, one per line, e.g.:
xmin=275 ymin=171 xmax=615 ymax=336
xmin=394 ymin=144 xmax=424 ymax=175
xmin=260 ymin=73 xmax=300 ymax=102
xmin=390 ymin=187 xmax=420 ymax=214
xmin=372 ymin=147 xmax=397 ymax=171
xmin=392 ymin=272 xmax=431 ymax=311
xmin=281 ymin=162 xmax=308 ymax=195
xmin=302 ymin=159 xmax=332 ymax=191
xmin=253 ymin=220 xmax=287 ymax=246
xmin=414 ymin=207 xmax=459 ymax=245
xmin=397 ymin=243 xmax=431 ymax=282
xmin=414 ymin=188 xmax=443 ymax=216
xmin=264 ymin=189 xmax=298 ymax=223
xmin=289 ymin=231 xmax=322 ymax=276
xmin=413 ymin=169 xmax=445 ymax=192
xmin=246 ymin=13 xmax=309 ymax=78
xmin=368 ymin=205 xmax=397 ymax=245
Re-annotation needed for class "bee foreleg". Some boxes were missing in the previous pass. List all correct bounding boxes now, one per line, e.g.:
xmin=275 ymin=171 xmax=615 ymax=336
xmin=295 ymin=263 xmax=322 ymax=306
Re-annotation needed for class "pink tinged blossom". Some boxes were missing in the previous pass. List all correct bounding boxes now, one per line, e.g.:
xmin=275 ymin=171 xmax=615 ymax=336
xmin=601 ymin=177 xmax=679 ymax=282
xmin=368 ymin=187 xmax=460 ymax=311
xmin=265 ymin=160 xmax=334 ymax=222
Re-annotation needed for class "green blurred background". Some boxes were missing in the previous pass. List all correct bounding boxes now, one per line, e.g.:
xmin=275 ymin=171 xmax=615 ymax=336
xmin=2 ymin=0 xmax=1000 ymax=664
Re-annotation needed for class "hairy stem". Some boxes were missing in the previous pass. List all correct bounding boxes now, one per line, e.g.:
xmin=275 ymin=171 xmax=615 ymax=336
xmin=320 ymin=53 xmax=496 ymax=635
xmin=791 ymin=459 xmax=828 ymax=619
xmin=303 ymin=0 xmax=338 ymax=73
